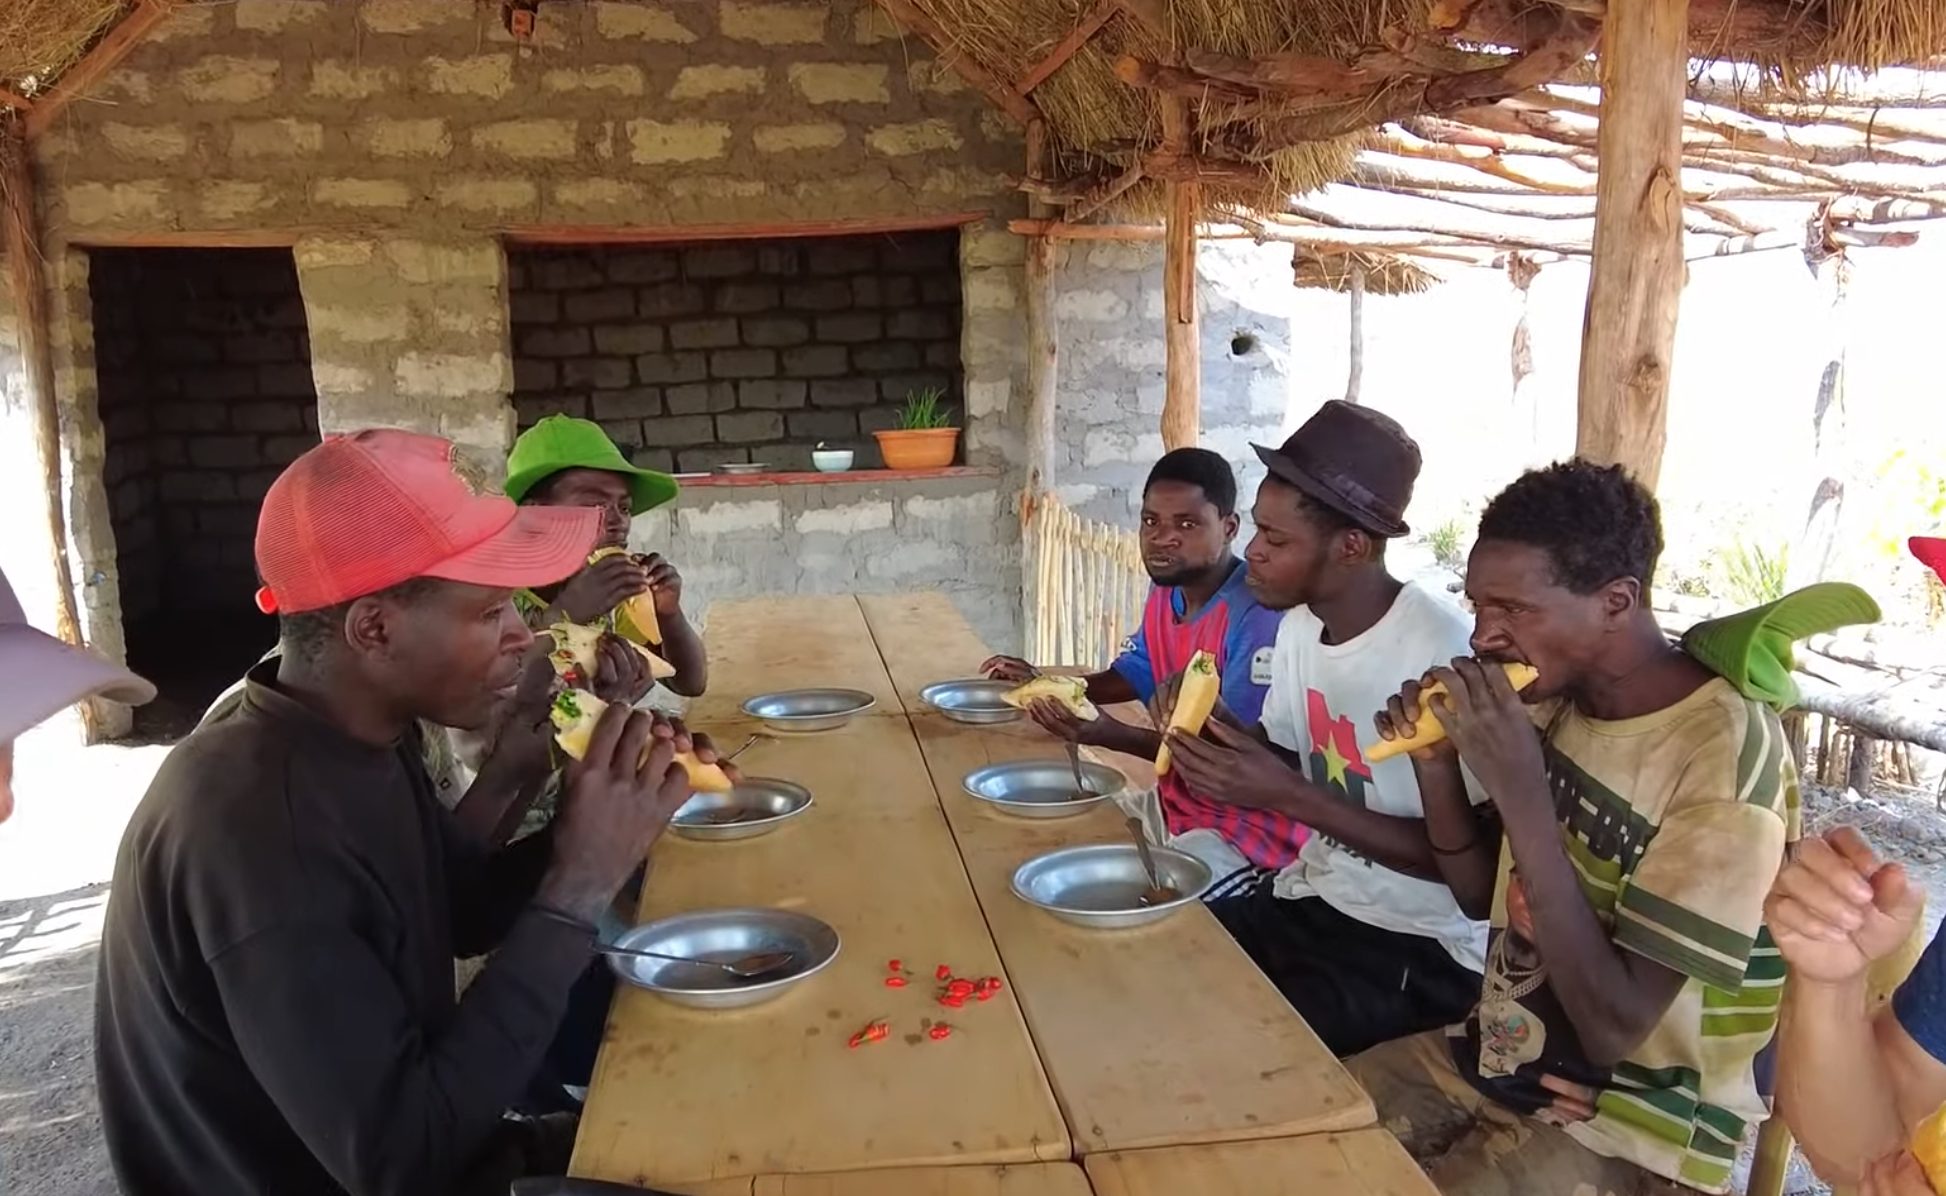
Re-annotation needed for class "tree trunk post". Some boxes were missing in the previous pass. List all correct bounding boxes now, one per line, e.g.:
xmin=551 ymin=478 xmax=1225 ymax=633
xmin=1343 ymin=263 xmax=1365 ymax=404
xmin=1573 ymin=0 xmax=1689 ymax=491
xmin=1 ymin=123 xmax=96 ymax=738
xmin=1160 ymin=98 xmax=1200 ymax=450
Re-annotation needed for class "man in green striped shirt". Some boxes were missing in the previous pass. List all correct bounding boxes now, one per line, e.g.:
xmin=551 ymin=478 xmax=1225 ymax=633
xmin=1355 ymin=461 xmax=1793 ymax=1196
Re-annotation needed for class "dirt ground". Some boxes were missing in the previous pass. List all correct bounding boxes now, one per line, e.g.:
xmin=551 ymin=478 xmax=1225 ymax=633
xmin=0 ymin=721 xmax=1940 ymax=1196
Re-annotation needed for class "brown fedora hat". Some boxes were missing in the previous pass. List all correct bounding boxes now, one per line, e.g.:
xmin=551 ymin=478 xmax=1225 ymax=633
xmin=1251 ymin=400 xmax=1422 ymax=538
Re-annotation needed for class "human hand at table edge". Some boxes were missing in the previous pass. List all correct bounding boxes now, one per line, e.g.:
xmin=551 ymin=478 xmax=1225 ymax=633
xmin=541 ymin=704 xmax=692 ymax=922
xmin=981 ymin=655 xmax=1038 ymax=683
xmin=1027 ymin=698 xmax=1156 ymax=756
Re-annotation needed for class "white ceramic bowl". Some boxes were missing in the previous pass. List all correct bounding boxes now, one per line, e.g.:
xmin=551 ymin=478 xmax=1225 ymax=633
xmin=812 ymin=449 xmax=854 ymax=472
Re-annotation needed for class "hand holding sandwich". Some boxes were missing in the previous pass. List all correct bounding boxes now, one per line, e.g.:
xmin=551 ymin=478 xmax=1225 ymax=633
xmin=538 ymin=702 xmax=691 ymax=922
xmin=554 ymin=551 xmax=651 ymax=625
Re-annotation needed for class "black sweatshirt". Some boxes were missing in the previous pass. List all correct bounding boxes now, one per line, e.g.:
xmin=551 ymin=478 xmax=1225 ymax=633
xmin=95 ymin=661 xmax=596 ymax=1196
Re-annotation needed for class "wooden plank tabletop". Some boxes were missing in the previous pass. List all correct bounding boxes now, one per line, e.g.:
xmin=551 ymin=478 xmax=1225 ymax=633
xmin=1083 ymin=1131 xmax=1440 ymax=1196
xmin=751 ymin=1163 xmax=1095 ymax=1196
xmin=688 ymin=594 xmax=903 ymax=723
xmin=907 ymin=714 xmax=1375 ymax=1154
xmin=858 ymin=592 xmax=993 ymax=714
xmin=571 ymin=718 xmax=1070 ymax=1185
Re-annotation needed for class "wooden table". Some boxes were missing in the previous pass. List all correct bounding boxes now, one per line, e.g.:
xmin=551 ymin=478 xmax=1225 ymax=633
xmin=576 ymin=594 xmax=1388 ymax=1188
xmin=687 ymin=594 xmax=905 ymax=723
xmin=570 ymin=717 xmax=1069 ymax=1184
xmin=1084 ymin=1132 xmax=1440 ymax=1196
xmin=908 ymin=715 xmax=1374 ymax=1153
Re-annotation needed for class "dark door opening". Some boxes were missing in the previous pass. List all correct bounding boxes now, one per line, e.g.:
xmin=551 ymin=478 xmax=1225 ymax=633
xmin=88 ymin=248 xmax=318 ymax=742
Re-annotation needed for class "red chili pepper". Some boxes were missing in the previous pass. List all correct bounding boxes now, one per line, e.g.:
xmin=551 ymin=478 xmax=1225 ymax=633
xmin=928 ymin=1024 xmax=953 ymax=1040
xmin=884 ymin=975 xmax=907 ymax=988
xmin=936 ymin=964 xmax=952 ymax=980
xmin=887 ymin=959 xmax=903 ymax=972
xmin=976 ymin=988 xmax=994 ymax=1001
xmin=849 ymin=1019 xmax=890 ymax=1048
xmin=940 ymin=995 xmax=965 ymax=1009
xmin=946 ymin=980 xmax=975 ymax=997
xmin=988 ymin=977 xmax=1004 ymax=991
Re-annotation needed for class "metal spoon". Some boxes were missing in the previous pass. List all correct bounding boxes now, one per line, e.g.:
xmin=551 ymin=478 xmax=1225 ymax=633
xmin=1065 ymin=741 xmax=1092 ymax=801
xmin=597 ymin=944 xmax=796 ymax=979
xmin=1125 ymin=816 xmax=1180 ymax=906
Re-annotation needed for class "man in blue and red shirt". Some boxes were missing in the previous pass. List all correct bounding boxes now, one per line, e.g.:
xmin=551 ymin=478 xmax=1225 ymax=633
xmin=983 ymin=448 xmax=1292 ymax=893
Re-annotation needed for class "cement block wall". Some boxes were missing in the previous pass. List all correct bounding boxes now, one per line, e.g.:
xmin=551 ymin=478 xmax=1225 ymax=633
xmin=1052 ymin=239 xmax=1295 ymax=530
xmin=17 ymin=0 xmax=1035 ymax=677
xmin=633 ymin=473 xmax=1016 ymax=650
xmin=508 ymin=233 xmax=964 ymax=473
xmin=89 ymin=248 xmax=319 ymax=622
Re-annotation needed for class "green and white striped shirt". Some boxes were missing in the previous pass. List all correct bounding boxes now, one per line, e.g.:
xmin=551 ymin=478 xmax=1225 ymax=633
xmin=1456 ymin=677 xmax=1795 ymax=1193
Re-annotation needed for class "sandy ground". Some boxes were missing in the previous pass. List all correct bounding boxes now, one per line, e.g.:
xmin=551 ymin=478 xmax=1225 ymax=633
xmin=0 ymin=722 xmax=169 ymax=1196
xmin=0 ymin=714 xmax=1939 ymax=1196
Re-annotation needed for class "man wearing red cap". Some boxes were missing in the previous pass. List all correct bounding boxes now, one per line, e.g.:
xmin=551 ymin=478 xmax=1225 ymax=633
xmin=93 ymin=430 xmax=728 ymax=1196
xmin=1767 ymin=537 xmax=1946 ymax=1193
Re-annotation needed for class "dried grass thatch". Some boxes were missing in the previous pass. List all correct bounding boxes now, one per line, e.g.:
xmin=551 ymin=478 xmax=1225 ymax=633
xmin=1 ymin=0 xmax=131 ymax=98
xmin=915 ymin=0 xmax=1407 ymax=216
xmin=1292 ymin=247 xmax=1436 ymax=295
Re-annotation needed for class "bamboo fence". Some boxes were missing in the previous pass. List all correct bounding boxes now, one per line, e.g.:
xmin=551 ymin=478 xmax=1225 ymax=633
xmin=1027 ymin=495 xmax=1149 ymax=670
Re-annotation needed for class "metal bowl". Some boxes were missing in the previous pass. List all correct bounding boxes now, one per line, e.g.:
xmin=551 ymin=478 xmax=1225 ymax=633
xmin=716 ymin=462 xmax=768 ymax=476
xmin=1011 ymin=844 xmax=1213 ymax=929
xmin=606 ymin=908 xmax=841 ymax=1009
xmin=741 ymin=688 xmax=877 ymax=732
xmin=962 ymin=759 xmax=1125 ymax=819
xmin=670 ymin=778 xmax=812 ymax=841
xmin=920 ymin=679 xmax=1023 ymax=725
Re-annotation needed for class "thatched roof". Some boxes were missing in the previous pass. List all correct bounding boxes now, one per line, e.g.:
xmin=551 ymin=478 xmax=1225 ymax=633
xmin=1 ymin=0 xmax=131 ymax=100
xmin=1292 ymin=247 xmax=1436 ymax=294
xmin=7 ymin=0 xmax=1946 ymax=268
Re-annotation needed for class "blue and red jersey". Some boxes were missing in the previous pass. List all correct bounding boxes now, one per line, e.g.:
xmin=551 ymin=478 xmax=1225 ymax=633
xmin=1108 ymin=559 xmax=1307 ymax=869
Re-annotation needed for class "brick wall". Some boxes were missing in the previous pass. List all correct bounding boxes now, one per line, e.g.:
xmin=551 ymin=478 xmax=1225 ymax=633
xmin=90 ymin=248 xmax=319 ymax=619
xmin=510 ymin=233 xmax=962 ymax=472
xmin=18 ymin=0 xmax=1034 ymax=669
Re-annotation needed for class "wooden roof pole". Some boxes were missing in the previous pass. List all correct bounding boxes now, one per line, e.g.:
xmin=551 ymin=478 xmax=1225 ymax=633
xmin=1160 ymin=98 xmax=1200 ymax=451
xmin=0 ymin=122 xmax=96 ymax=737
xmin=24 ymin=0 xmax=175 ymax=139
xmin=1574 ymin=0 xmax=1689 ymax=491
xmin=1021 ymin=118 xmax=1060 ymax=655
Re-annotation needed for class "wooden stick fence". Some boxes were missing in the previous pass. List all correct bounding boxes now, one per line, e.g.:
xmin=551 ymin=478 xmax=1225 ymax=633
xmin=1027 ymin=496 xmax=1148 ymax=670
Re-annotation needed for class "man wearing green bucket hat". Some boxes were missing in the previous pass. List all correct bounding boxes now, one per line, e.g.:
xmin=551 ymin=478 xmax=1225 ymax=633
xmin=503 ymin=415 xmax=706 ymax=700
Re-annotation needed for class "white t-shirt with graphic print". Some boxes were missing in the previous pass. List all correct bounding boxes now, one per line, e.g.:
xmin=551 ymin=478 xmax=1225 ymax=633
xmin=1262 ymin=580 xmax=1490 ymax=972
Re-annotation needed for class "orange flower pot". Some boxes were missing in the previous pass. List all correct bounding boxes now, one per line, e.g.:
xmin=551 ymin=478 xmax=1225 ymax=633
xmin=873 ymin=427 xmax=960 ymax=471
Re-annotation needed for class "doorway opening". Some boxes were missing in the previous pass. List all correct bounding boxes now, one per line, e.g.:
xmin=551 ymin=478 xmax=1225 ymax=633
xmin=88 ymin=248 xmax=318 ymax=741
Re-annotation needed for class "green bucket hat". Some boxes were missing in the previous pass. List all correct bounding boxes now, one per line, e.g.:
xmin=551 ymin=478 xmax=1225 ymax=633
xmin=503 ymin=415 xmax=679 ymax=513
xmin=1680 ymin=581 xmax=1882 ymax=709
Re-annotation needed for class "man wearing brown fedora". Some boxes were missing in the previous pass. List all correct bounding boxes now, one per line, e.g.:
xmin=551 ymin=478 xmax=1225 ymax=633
xmin=1158 ymin=399 xmax=1488 ymax=1059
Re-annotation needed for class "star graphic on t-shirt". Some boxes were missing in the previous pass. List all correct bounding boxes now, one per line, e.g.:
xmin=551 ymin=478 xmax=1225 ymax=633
xmin=1320 ymin=735 xmax=1351 ymax=788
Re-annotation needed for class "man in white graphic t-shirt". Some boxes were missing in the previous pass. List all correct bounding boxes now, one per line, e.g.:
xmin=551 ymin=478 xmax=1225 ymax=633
xmin=1161 ymin=400 xmax=1488 ymax=1058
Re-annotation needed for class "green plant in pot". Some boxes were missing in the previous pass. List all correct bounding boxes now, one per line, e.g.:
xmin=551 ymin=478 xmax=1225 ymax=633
xmin=873 ymin=387 xmax=960 ymax=471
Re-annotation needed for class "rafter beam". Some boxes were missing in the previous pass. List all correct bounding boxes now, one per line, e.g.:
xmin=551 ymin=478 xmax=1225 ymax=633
xmin=869 ymin=0 xmax=1039 ymax=126
xmin=1162 ymin=11 xmax=1601 ymax=155
xmin=1017 ymin=0 xmax=1120 ymax=95
xmin=26 ymin=0 xmax=176 ymax=139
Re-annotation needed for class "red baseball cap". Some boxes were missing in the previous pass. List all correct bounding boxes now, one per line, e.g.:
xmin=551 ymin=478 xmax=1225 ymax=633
xmin=254 ymin=429 xmax=602 ymax=615
xmin=1914 ymin=536 xmax=1946 ymax=584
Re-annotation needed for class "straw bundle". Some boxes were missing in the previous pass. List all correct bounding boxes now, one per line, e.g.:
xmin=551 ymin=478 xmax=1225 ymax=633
xmin=1028 ymin=496 xmax=1148 ymax=669
xmin=1 ymin=0 xmax=131 ymax=97
xmin=1292 ymin=247 xmax=1436 ymax=295
xmin=912 ymin=0 xmax=1405 ymax=216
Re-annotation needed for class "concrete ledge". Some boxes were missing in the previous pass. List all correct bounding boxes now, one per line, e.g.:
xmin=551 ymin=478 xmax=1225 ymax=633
xmin=674 ymin=464 xmax=1002 ymax=488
